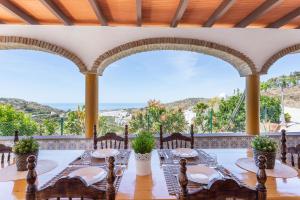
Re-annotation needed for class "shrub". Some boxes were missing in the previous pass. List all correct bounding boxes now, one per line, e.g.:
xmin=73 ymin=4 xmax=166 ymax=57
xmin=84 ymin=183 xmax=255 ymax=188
xmin=251 ymin=136 xmax=277 ymax=152
xmin=285 ymin=113 xmax=292 ymax=123
xmin=0 ymin=104 xmax=38 ymax=136
xmin=132 ymin=131 xmax=155 ymax=154
xmin=13 ymin=137 xmax=39 ymax=154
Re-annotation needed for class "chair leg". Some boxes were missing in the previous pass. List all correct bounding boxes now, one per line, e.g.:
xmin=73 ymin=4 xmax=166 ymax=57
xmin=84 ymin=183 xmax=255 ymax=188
xmin=298 ymin=154 xmax=300 ymax=169
xmin=291 ymin=153 xmax=295 ymax=167
xmin=1 ymin=153 xmax=4 ymax=164
xmin=7 ymin=152 xmax=10 ymax=163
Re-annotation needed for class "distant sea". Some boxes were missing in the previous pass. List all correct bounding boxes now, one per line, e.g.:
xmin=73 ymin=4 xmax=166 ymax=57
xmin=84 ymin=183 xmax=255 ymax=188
xmin=45 ymin=103 xmax=146 ymax=111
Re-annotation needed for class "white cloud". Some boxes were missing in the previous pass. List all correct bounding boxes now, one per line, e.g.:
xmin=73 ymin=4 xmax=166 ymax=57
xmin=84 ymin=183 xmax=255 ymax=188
xmin=218 ymin=92 xmax=227 ymax=98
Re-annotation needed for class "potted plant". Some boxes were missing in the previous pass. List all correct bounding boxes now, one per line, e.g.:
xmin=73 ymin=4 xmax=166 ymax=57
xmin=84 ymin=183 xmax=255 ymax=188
xmin=251 ymin=135 xmax=277 ymax=169
xmin=132 ymin=131 xmax=155 ymax=176
xmin=13 ymin=137 xmax=39 ymax=171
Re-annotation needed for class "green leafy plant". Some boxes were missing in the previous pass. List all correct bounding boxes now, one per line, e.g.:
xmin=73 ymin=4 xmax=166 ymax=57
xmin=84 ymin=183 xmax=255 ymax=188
xmin=132 ymin=131 xmax=155 ymax=154
xmin=251 ymin=136 xmax=277 ymax=152
xmin=129 ymin=100 xmax=187 ymax=134
xmin=0 ymin=104 xmax=38 ymax=136
xmin=13 ymin=137 xmax=39 ymax=154
xmin=285 ymin=113 xmax=292 ymax=123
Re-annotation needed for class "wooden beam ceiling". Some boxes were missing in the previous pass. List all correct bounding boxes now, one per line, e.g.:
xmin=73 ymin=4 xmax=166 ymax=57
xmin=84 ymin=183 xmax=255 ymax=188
xmin=235 ymin=0 xmax=282 ymax=28
xmin=40 ymin=0 xmax=72 ymax=25
xmin=266 ymin=7 xmax=300 ymax=28
xmin=88 ymin=0 xmax=107 ymax=26
xmin=136 ymin=0 xmax=142 ymax=27
xmin=170 ymin=0 xmax=189 ymax=27
xmin=203 ymin=0 xmax=235 ymax=27
xmin=0 ymin=0 xmax=39 ymax=25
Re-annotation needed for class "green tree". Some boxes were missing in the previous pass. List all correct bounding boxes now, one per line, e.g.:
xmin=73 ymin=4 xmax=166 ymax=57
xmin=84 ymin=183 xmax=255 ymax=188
xmin=98 ymin=115 xmax=109 ymax=135
xmin=193 ymin=102 xmax=210 ymax=133
xmin=215 ymin=91 xmax=246 ymax=132
xmin=0 ymin=104 xmax=38 ymax=136
xmin=129 ymin=100 xmax=187 ymax=133
xmin=43 ymin=118 xmax=58 ymax=135
xmin=98 ymin=116 xmax=123 ymax=135
xmin=162 ymin=108 xmax=187 ymax=133
xmin=65 ymin=111 xmax=83 ymax=134
xmin=260 ymin=96 xmax=281 ymax=123
xmin=64 ymin=105 xmax=85 ymax=135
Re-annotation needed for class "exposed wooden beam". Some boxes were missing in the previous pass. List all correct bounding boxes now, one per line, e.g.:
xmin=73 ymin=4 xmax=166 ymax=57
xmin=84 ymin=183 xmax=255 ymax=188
xmin=203 ymin=0 xmax=235 ymax=27
xmin=266 ymin=7 xmax=300 ymax=28
xmin=88 ymin=0 xmax=107 ymax=26
xmin=170 ymin=0 xmax=189 ymax=27
xmin=0 ymin=0 xmax=38 ymax=25
xmin=40 ymin=0 xmax=72 ymax=25
xmin=235 ymin=0 xmax=281 ymax=28
xmin=136 ymin=0 xmax=142 ymax=27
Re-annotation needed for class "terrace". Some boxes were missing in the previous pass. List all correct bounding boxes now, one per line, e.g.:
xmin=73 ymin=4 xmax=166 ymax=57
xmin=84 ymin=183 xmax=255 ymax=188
xmin=0 ymin=0 xmax=300 ymax=199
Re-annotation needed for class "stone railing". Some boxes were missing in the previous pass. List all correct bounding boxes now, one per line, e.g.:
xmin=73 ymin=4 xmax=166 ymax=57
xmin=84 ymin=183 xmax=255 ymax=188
xmin=1 ymin=132 xmax=300 ymax=150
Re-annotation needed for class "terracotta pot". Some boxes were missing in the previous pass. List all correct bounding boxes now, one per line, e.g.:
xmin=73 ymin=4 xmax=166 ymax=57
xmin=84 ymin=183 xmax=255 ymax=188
xmin=135 ymin=152 xmax=151 ymax=176
xmin=253 ymin=148 xmax=276 ymax=169
xmin=15 ymin=151 xmax=38 ymax=171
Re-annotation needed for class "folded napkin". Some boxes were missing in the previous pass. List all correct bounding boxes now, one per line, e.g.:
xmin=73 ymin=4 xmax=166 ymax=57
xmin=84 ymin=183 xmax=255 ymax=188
xmin=68 ymin=167 xmax=107 ymax=186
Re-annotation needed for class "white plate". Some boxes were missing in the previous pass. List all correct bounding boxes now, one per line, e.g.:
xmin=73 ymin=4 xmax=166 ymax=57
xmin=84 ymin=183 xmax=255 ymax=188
xmin=187 ymin=164 xmax=220 ymax=184
xmin=91 ymin=149 xmax=119 ymax=159
xmin=68 ymin=166 xmax=107 ymax=186
xmin=171 ymin=148 xmax=198 ymax=158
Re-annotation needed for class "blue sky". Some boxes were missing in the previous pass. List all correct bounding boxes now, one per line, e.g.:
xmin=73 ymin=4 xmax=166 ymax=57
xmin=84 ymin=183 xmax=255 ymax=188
xmin=0 ymin=49 xmax=299 ymax=103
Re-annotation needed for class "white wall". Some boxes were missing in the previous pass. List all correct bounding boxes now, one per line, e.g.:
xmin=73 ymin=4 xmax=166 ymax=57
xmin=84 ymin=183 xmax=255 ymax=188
xmin=1 ymin=25 xmax=300 ymax=72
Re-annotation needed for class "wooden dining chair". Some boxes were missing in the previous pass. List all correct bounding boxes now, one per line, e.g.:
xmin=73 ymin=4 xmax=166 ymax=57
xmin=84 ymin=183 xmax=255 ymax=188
xmin=0 ymin=130 xmax=19 ymax=165
xmin=26 ymin=155 xmax=116 ymax=200
xmin=159 ymin=124 xmax=194 ymax=149
xmin=287 ymin=146 xmax=297 ymax=167
xmin=93 ymin=125 xmax=128 ymax=150
xmin=178 ymin=156 xmax=267 ymax=200
xmin=281 ymin=129 xmax=300 ymax=169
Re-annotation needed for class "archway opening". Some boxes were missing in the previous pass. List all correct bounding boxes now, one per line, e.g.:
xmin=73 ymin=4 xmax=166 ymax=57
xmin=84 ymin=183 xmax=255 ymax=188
xmin=0 ymin=49 xmax=85 ymax=136
xmin=99 ymin=50 xmax=247 ymax=134
xmin=261 ymin=52 xmax=300 ymax=133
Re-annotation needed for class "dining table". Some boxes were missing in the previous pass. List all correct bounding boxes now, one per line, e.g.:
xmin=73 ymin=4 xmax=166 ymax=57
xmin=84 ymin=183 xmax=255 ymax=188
xmin=0 ymin=148 xmax=300 ymax=200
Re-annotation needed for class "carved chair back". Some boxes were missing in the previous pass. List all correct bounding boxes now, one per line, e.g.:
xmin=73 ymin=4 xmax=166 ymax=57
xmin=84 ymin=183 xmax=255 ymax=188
xmin=94 ymin=125 xmax=128 ymax=150
xmin=160 ymin=125 xmax=194 ymax=149
xmin=0 ymin=130 xmax=19 ymax=165
xmin=281 ymin=129 xmax=300 ymax=169
xmin=26 ymin=155 xmax=116 ymax=200
xmin=178 ymin=156 xmax=267 ymax=200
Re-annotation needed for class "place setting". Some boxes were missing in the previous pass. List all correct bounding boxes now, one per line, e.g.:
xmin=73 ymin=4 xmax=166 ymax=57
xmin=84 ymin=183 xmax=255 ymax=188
xmin=162 ymin=150 xmax=242 ymax=196
xmin=70 ymin=148 xmax=131 ymax=166
xmin=40 ymin=163 xmax=124 ymax=193
xmin=158 ymin=148 xmax=213 ymax=165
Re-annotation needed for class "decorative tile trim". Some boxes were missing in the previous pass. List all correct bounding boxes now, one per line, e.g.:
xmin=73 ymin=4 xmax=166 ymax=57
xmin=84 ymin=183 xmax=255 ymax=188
xmin=0 ymin=36 xmax=88 ymax=73
xmin=91 ymin=37 xmax=256 ymax=77
xmin=1 ymin=133 xmax=300 ymax=150
xmin=261 ymin=44 xmax=300 ymax=74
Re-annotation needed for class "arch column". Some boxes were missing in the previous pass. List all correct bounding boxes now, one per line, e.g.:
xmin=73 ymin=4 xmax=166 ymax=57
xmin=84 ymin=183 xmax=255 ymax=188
xmin=246 ymin=74 xmax=260 ymax=135
xmin=85 ymin=73 xmax=98 ymax=138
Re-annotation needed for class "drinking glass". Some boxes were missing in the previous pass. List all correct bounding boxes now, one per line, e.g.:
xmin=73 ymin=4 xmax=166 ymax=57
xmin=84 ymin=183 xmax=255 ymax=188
xmin=208 ymin=153 xmax=218 ymax=168
xmin=173 ymin=155 xmax=180 ymax=164
xmin=81 ymin=151 xmax=91 ymax=165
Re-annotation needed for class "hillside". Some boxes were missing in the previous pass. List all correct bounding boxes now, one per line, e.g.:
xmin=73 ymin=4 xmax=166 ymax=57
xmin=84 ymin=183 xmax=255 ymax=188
xmin=262 ymin=85 xmax=300 ymax=108
xmin=163 ymin=98 xmax=209 ymax=110
xmin=0 ymin=98 xmax=65 ymax=117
